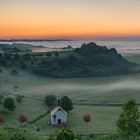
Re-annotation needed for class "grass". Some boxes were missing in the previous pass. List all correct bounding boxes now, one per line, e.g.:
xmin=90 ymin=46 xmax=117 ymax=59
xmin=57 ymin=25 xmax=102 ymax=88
xmin=69 ymin=105 xmax=121 ymax=132
xmin=1 ymin=69 xmax=140 ymax=104
xmin=35 ymin=105 xmax=121 ymax=133
xmin=0 ymin=52 xmax=140 ymax=136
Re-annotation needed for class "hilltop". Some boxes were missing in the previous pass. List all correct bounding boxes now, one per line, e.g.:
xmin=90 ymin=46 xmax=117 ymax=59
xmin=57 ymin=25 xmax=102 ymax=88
xmin=32 ymin=42 xmax=140 ymax=78
xmin=0 ymin=42 xmax=139 ymax=78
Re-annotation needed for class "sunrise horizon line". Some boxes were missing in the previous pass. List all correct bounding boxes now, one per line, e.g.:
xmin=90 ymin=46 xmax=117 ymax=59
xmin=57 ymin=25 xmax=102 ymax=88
xmin=0 ymin=35 xmax=140 ymax=41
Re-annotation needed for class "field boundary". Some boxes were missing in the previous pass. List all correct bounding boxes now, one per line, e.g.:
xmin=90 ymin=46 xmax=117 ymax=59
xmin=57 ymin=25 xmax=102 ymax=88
xmin=74 ymin=103 xmax=140 ymax=107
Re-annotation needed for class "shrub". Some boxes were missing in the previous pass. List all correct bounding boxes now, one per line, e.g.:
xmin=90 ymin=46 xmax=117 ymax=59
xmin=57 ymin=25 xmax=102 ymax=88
xmin=2 ymin=96 xmax=16 ymax=111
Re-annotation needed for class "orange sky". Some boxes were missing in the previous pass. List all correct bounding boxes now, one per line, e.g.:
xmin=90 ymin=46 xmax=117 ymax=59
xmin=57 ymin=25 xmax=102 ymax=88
xmin=0 ymin=0 xmax=140 ymax=39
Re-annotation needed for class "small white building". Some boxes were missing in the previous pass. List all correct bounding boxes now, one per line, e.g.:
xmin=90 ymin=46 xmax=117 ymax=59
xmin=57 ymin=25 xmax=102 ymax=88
xmin=50 ymin=106 xmax=68 ymax=125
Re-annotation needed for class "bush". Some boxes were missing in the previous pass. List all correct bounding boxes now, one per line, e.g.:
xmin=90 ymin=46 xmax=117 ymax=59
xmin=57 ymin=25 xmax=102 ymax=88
xmin=2 ymin=96 xmax=16 ymax=111
xmin=45 ymin=95 xmax=57 ymax=108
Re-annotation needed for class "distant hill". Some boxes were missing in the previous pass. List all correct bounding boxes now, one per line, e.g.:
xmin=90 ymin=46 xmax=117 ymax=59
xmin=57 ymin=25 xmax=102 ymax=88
xmin=0 ymin=43 xmax=45 ymax=53
xmin=0 ymin=43 xmax=45 ymax=49
xmin=0 ymin=39 xmax=70 ymax=42
xmin=32 ymin=42 xmax=140 ymax=78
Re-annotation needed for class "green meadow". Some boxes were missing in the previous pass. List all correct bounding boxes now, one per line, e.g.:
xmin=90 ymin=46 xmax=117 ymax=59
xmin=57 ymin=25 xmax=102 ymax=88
xmin=0 ymin=52 xmax=140 ymax=136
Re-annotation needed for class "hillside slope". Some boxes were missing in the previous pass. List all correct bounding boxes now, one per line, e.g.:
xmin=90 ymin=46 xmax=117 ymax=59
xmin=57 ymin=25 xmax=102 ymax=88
xmin=32 ymin=42 xmax=139 ymax=78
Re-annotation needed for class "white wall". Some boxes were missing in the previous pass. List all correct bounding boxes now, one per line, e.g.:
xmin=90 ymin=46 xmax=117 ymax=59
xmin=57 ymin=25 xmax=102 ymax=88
xmin=51 ymin=111 xmax=67 ymax=125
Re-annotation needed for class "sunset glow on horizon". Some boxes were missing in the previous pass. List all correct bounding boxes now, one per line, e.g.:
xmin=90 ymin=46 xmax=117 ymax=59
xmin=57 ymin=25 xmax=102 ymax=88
xmin=1 ymin=0 xmax=140 ymax=39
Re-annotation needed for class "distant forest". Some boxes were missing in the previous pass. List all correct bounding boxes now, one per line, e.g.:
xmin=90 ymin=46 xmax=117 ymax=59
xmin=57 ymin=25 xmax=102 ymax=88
xmin=0 ymin=42 xmax=139 ymax=78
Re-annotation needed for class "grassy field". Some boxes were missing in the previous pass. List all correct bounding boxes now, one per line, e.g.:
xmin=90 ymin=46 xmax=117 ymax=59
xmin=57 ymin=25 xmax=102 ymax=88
xmin=0 ymin=52 xmax=140 ymax=136
xmin=1 ymin=68 xmax=140 ymax=104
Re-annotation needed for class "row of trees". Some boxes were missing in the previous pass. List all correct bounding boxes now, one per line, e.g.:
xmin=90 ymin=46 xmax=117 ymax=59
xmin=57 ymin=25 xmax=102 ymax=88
xmin=45 ymin=95 xmax=73 ymax=112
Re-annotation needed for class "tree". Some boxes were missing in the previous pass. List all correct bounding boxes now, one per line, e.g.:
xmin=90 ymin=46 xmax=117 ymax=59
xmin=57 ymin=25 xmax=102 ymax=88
xmin=54 ymin=52 xmax=59 ymax=57
xmin=116 ymin=99 xmax=140 ymax=137
xmin=0 ymin=95 xmax=4 ymax=105
xmin=22 ymin=53 xmax=31 ymax=61
xmin=0 ymin=53 xmax=3 ymax=59
xmin=13 ymin=53 xmax=20 ymax=61
xmin=46 ymin=53 xmax=52 ymax=57
xmin=56 ymin=128 xmax=75 ymax=140
xmin=18 ymin=115 xmax=28 ymax=124
xmin=60 ymin=96 xmax=73 ymax=112
xmin=0 ymin=68 xmax=3 ymax=74
xmin=45 ymin=95 xmax=57 ymax=108
xmin=2 ymin=96 xmax=16 ymax=111
xmin=10 ymin=69 xmax=18 ymax=76
xmin=83 ymin=113 xmax=92 ymax=130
